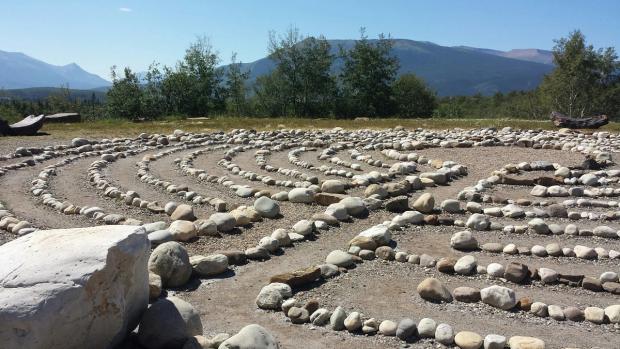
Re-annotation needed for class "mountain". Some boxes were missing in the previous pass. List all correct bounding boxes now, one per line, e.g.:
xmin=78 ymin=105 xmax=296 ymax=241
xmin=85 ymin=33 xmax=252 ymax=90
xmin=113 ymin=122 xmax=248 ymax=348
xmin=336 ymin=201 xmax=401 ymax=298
xmin=457 ymin=46 xmax=554 ymax=65
xmin=0 ymin=50 xmax=110 ymax=89
xmin=0 ymin=87 xmax=106 ymax=101
xmin=230 ymin=39 xmax=555 ymax=96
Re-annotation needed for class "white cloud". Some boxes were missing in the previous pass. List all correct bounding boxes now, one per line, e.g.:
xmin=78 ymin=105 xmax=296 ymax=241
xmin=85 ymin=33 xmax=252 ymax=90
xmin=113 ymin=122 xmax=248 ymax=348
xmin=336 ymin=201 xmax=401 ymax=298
xmin=119 ymin=7 xmax=132 ymax=12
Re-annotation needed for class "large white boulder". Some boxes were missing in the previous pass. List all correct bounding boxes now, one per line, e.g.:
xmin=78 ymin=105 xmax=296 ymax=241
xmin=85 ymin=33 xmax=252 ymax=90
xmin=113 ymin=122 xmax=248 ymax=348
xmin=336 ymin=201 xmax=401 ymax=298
xmin=0 ymin=225 xmax=150 ymax=349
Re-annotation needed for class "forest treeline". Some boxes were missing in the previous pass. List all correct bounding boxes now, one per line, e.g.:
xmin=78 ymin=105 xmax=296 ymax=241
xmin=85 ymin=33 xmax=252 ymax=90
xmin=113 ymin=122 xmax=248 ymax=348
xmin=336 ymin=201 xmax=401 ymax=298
xmin=1 ymin=29 xmax=619 ymax=122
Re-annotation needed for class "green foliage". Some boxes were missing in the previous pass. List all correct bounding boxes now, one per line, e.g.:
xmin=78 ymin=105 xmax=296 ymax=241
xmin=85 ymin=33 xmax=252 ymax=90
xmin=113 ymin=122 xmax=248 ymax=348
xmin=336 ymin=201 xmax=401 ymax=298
xmin=539 ymin=30 xmax=620 ymax=117
xmin=225 ymin=53 xmax=250 ymax=116
xmin=253 ymin=28 xmax=336 ymax=117
xmin=106 ymin=66 xmax=143 ymax=120
xmin=338 ymin=29 xmax=399 ymax=117
xmin=392 ymin=74 xmax=437 ymax=117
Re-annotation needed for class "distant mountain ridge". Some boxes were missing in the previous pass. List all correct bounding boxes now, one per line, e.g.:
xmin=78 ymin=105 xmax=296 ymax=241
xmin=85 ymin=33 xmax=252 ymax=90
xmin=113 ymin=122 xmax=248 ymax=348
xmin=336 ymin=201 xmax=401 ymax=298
xmin=1 ymin=39 xmax=555 ymax=96
xmin=0 ymin=50 xmax=110 ymax=90
xmin=228 ymin=39 xmax=554 ymax=96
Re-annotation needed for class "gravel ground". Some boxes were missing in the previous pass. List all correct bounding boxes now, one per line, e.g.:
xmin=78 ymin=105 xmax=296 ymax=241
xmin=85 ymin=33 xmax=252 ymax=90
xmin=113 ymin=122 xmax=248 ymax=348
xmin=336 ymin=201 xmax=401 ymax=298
xmin=1 ymin=132 xmax=619 ymax=348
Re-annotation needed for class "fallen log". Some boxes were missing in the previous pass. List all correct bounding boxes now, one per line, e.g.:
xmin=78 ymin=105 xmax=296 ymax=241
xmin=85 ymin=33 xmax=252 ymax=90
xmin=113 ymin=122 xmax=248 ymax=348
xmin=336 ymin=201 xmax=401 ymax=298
xmin=550 ymin=111 xmax=609 ymax=129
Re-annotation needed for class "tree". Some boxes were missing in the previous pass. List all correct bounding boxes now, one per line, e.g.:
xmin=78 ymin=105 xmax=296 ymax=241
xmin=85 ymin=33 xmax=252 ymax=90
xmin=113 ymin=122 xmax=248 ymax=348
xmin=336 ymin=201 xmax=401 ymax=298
xmin=106 ymin=66 xmax=142 ymax=120
xmin=253 ymin=70 xmax=288 ymax=117
xmin=263 ymin=27 xmax=336 ymax=116
xmin=225 ymin=53 xmax=250 ymax=116
xmin=142 ymin=62 xmax=166 ymax=119
xmin=539 ymin=30 xmax=619 ymax=117
xmin=392 ymin=74 xmax=436 ymax=117
xmin=339 ymin=28 xmax=399 ymax=117
xmin=163 ymin=36 xmax=225 ymax=116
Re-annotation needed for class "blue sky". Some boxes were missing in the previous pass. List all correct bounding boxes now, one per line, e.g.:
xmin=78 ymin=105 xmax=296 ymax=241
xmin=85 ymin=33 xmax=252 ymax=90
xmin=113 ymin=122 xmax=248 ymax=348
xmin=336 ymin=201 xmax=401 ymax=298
xmin=1 ymin=0 xmax=619 ymax=79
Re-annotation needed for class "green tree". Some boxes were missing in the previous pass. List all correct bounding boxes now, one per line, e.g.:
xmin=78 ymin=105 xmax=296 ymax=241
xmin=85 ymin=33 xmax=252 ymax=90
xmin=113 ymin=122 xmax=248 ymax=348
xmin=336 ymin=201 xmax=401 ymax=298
xmin=225 ymin=53 xmax=250 ymax=116
xmin=539 ymin=30 xmax=619 ymax=117
xmin=339 ymin=29 xmax=399 ymax=117
xmin=142 ymin=62 xmax=166 ymax=119
xmin=106 ymin=66 xmax=142 ymax=120
xmin=253 ymin=70 xmax=288 ymax=117
xmin=264 ymin=27 xmax=336 ymax=116
xmin=392 ymin=74 xmax=436 ymax=117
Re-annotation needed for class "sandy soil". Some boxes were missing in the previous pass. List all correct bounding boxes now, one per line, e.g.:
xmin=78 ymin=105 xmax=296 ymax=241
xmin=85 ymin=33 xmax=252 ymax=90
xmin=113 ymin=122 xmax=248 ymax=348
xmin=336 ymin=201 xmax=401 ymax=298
xmin=1 ymin=132 xmax=618 ymax=348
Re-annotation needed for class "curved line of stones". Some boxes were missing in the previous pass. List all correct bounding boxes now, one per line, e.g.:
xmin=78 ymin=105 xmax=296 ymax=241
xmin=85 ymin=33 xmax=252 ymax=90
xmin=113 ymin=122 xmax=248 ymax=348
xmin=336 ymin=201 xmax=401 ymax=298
xmin=30 ymin=148 xmax=145 ymax=226
xmin=1 ymin=139 xmax=145 ymax=234
xmin=136 ymin=141 xmax=231 ymax=212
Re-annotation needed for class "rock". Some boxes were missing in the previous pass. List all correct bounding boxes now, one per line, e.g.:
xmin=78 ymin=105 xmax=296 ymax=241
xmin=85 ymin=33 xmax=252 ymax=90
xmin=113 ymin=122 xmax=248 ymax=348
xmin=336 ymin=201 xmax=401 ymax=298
xmin=210 ymin=213 xmax=236 ymax=232
xmin=379 ymin=320 xmax=398 ymax=336
xmin=417 ymin=317 xmax=436 ymax=338
xmin=254 ymin=197 xmax=280 ymax=218
xmin=288 ymin=307 xmax=310 ymax=324
xmin=441 ymin=199 xmax=461 ymax=213
xmin=584 ymin=307 xmax=605 ymax=324
xmin=436 ymin=257 xmax=457 ymax=273
xmin=216 ymin=250 xmax=247 ymax=266
xmin=574 ymin=245 xmax=597 ymax=259
xmin=292 ymin=220 xmax=314 ymax=236
xmin=358 ymin=224 xmax=391 ymax=246
xmin=148 ymin=230 xmax=174 ymax=246
xmin=548 ymin=305 xmax=565 ymax=320
xmin=314 ymin=192 xmax=347 ymax=206
xmin=340 ymin=197 xmax=367 ymax=217
xmin=164 ymin=201 xmax=179 ymax=215
xmin=507 ymin=336 xmax=545 ymax=349
xmin=603 ymin=281 xmax=620 ymax=294
xmin=138 ymin=296 xmax=202 ymax=349
xmin=245 ymin=247 xmax=270 ymax=260
xmin=546 ymin=204 xmax=567 ymax=218
xmin=385 ymin=196 xmax=409 ymax=212
xmin=564 ymin=306 xmax=584 ymax=321
xmin=310 ymin=308 xmax=331 ymax=326
xmin=435 ymin=323 xmax=454 ymax=345
xmin=269 ymin=266 xmax=321 ymax=287
xmin=375 ymin=246 xmax=395 ymax=260
xmin=600 ymin=271 xmax=619 ymax=283
xmin=528 ymin=218 xmax=549 ymax=234
xmin=348 ymin=236 xmax=377 ymax=250
xmin=170 ymin=204 xmax=196 ymax=221
xmin=454 ymin=255 xmax=477 ymax=275
xmin=450 ymin=230 xmax=479 ymax=250
xmin=148 ymin=241 xmax=192 ymax=288
xmin=218 ymin=324 xmax=279 ymax=349
xmin=530 ymin=302 xmax=548 ymax=317
xmin=344 ymin=312 xmax=362 ymax=332
xmin=321 ymin=179 xmax=345 ymax=194
xmin=0 ymin=226 xmax=149 ymax=349
xmin=168 ymin=220 xmax=198 ymax=241
xmin=412 ymin=193 xmax=435 ymax=213
xmin=582 ymin=277 xmax=603 ymax=291
xmin=530 ymin=185 xmax=547 ymax=197
xmin=288 ymin=188 xmax=315 ymax=203
xmin=256 ymin=283 xmax=292 ymax=310
xmin=484 ymin=334 xmax=507 ymax=349
xmin=504 ymin=262 xmax=529 ymax=283
xmin=149 ymin=272 xmax=162 ymax=300
xmin=417 ymin=277 xmax=453 ymax=303
xmin=480 ymin=285 xmax=517 ymax=310
xmin=538 ymin=268 xmax=559 ymax=284
xmin=593 ymin=225 xmax=617 ymax=238
xmin=365 ymin=184 xmax=388 ymax=198
xmin=605 ymin=304 xmax=620 ymax=323
xmin=453 ymin=286 xmax=481 ymax=303
xmin=330 ymin=306 xmax=347 ymax=330
xmin=487 ymin=263 xmax=505 ymax=278
xmin=396 ymin=318 xmax=417 ymax=340
xmin=454 ymin=331 xmax=483 ymax=349
xmin=190 ymin=254 xmax=229 ymax=277
xmin=466 ymin=214 xmax=489 ymax=230
xmin=325 ymin=250 xmax=354 ymax=267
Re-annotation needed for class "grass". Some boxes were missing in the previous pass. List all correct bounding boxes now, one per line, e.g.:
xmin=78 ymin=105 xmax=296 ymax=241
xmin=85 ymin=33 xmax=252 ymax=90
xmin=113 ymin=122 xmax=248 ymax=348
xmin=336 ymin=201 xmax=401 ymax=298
xmin=28 ymin=116 xmax=620 ymax=139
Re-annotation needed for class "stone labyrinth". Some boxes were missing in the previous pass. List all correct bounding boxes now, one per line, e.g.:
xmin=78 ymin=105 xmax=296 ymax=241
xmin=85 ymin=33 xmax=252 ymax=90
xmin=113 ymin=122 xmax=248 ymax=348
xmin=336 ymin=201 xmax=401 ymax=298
xmin=1 ymin=127 xmax=620 ymax=349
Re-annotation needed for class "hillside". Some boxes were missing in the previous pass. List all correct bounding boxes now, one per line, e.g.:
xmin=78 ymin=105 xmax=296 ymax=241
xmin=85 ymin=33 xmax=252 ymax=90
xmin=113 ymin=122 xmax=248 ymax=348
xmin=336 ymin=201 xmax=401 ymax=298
xmin=0 ymin=50 xmax=110 ymax=90
xmin=230 ymin=39 xmax=554 ymax=96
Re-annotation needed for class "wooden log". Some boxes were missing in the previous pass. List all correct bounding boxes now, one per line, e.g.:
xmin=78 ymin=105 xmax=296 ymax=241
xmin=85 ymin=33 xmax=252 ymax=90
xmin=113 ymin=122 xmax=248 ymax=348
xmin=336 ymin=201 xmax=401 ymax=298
xmin=550 ymin=111 xmax=609 ymax=129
